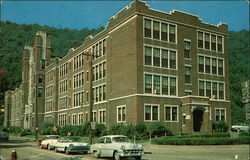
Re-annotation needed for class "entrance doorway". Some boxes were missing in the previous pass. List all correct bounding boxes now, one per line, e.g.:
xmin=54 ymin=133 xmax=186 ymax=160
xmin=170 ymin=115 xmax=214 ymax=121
xmin=193 ymin=109 xmax=204 ymax=132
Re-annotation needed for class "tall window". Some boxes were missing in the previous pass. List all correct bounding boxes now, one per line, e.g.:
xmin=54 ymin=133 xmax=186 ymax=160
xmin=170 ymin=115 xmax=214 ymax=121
xmin=206 ymin=82 xmax=211 ymax=98
xmin=103 ymin=62 xmax=106 ymax=78
xmin=170 ymin=50 xmax=176 ymax=69
xmin=162 ymin=76 xmax=168 ymax=95
xmin=153 ymin=48 xmax=160 ymax=67
xmin=153 ymin=75 xmax=160 ymax=95
xmin=215 ymin=108 xmax=226 ymax=121
xmin=145 ymin=74 xmax=152 ymax=93
xmin=218 ymin=59 xmax=224 ymax=75
xmin=161 ymin=23 xmax=168 ymax=41
xmin=117 ymin=106 xmax=126 ymax=122
xmin=198 ymin=56 xmax=204 ymax=73
xmin=199 ymin=81 xmax=205 ymax=96
xmin=212 ymin=82 xmax=218 ymax=99
xmin=205 ymin=33 xmax=210 ymax=50
xmin=217 ymin=36 xmax=223 ymax=52
xmin=165 ymin=106 xmax=178 ymax=122
xmin=99 ymin=110 xmax=106 ymax=124
xmin=103 ymin=39 xmax=107 ymax=55
xmin=144 ymin=104 xmax=159 ymax=121
xmin=211 ymin=35 xmax=216 ymax=51
xmin=170 ymin=77 xmax=177 ymax=95
xmin=212 ymin=58 xmax=217 ymax=74
xmin=145 ymin=46 xmax=152 ymax=65
xmin=219 ymin=83 xmax=224 ymax=99
xmin=198 ymin=32 xmax=203 ymax=48
xmin=184 ymin=66 xmax=191 ymax=84
xmin=161 ymin=49 xmax=168 ymax=68
xmin=205 ymin=57 xmax=211 ymax=74
xmin=169 ymin=25 xmax=176 ymax=43
xmin=153 ymin=21 xmax=160 ymax=40
xmin=144 ymin=19 xmax=152 ymax=38
xmin=184 ymin=41 xmax=191 ymax=59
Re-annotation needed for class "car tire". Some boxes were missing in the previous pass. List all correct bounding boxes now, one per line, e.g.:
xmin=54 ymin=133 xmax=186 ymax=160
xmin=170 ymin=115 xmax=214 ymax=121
xmin=65 ymin=147 xmax=70 ymax=155
xmin=40 ymin=145 xmax=43 ymax=149
xmin=135 ymin=156 xmax=142 ymax=160
xmin=94 ymin=150 xmax=100 ymax=158
xmin=54 ymin=147 xmax=58 ymax=153
xmin=48 ymin=144 xmax=51 ymax=150
xmin=114 ymin=151 xmax=121 ymax=160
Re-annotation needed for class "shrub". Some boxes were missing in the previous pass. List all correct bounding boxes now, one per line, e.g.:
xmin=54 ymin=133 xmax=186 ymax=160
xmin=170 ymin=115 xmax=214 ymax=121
xmin=152 ymin=136 xmax=249 ymax=145
xmin=94 ymin=123 xmax=106 ymax=137
xmin=239 ymin=132 xmax=249 ymax=137
xmin=0 ymin=126 xmax=8 ymax=132
xmin=172 ymin=133 xmax=230 ymax=139
xmin=9 ymin=126 xmax=22 ymax=134
xmin=20 ymin=129 xmax=32 ymax=136
xmin=60 ymin=125 xmax=75 ymax=136
xmin=148 ymin=122 xmax=172 ymax=137
xmin=212 ymin=121 xmax=229 ymax=133
xmin=134 ymin=122 xmax=148 ymax=139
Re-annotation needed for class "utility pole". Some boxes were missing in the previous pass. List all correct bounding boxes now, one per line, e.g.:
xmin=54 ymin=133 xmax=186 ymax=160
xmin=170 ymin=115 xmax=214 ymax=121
xmin=88 ymin=54 xmax=93 ymax=145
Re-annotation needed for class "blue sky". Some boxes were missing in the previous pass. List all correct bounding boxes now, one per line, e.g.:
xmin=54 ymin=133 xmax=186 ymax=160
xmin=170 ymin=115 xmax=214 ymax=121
xmin=1 ymin=1 xmax=249 ymax=31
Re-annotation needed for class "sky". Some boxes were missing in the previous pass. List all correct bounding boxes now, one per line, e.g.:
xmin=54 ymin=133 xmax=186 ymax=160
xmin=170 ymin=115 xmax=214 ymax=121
xmin=1 ymin=0 xmax=249 ymax=31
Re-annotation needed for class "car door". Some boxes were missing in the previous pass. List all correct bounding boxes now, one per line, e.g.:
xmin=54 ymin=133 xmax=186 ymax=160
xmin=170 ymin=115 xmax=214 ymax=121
xmin=103 ymin=137 xmax=113 ymax=157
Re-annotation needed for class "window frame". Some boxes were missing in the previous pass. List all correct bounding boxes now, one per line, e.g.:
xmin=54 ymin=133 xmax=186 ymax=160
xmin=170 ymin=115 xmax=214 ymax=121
xmin=117 ymin=105 xmax=126 ymax=123
xmin=164 ymin=105 xmax=179 ymax=122
xmin=144 ymin=104 xmax=160 ymax=122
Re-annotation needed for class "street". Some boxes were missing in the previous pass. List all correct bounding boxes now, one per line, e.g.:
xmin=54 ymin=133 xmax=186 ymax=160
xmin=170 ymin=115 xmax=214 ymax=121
xmin=0 ymin=136 xmax=249 ymax=160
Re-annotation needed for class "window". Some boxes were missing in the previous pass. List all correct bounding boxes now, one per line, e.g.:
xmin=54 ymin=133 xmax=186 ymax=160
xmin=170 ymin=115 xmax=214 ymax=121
xmin=153 ymin=21 xmax=160 ymax=40
xmin=170 ymin=50 xmax=176 ymax=69
xmin=212 ymin=82 xmax=218 ymax=99
xmin=145 ymin=46 xmax=152 ymax=65
xmin=145 ymin=74 xmax=152 ymax=93
xmin=217 ymin=36 xmax=223 ymax=52
xmin=161 ymin=23 xmax=168 ymax=41
xmin=170 ymin=77 xmax=176 ymax=95
xmin=103 ymin=62 xmax=106 ymax=78
xmin=38 ymin=88 xmax=43 ymax=97
xmin=144 ymin=19 xmax=152 ymax=38
xmin=165 ymin=106 xmax=178 ymax=122
xmin=153 ymin=48 xmax=160 ymax=67
xmin=184 ymin=41 xmax=191 ymax=59
xmin=212 ymin=58 xmax=217 ymax=74
xmin=219 ymin=83 xmax=224 ymax=99
xmin=199 ymin=81 xmax=205 ymax=96
xmin=161 ymin=49 xmax=168 ymax=68
xmin=72 ymin=114 xmax=77 ymax=125
xmin=144 ymin=104 xmax=159 ymax=121
xmin=215 ymin=108 xmax=226 ymax=121
xmin=211 ymin=35 xmax=216 ymax=51
xmin=205 ymin=33 xmax=210 ymax=50
xmin=38 ymin=74 xmax=43 ymax=83
xmin=169 ymin=25 xmax=176 ymax=43
xmin=99 ymin=110 xmax=106 ymax=124
xmin=153 ymin=75 xmax=160 ymax=94
xmin=117 ymin=106 xmax=126 ymax=122
xmin=92 ymin=111 xmax=97 ymax=122
xmin=218 ymin=59 xmax=223 ymax=75
xmin=205 ymin=57 xmax=211 ymax=74
xmin=162 ymin=76 xmax=168 ymax=95
xmin=198 ymin=31 xmax=203 ymax=48
xmin=198 ymin=56 xmax=204 ymax=73
xmin=206 ymin=82 xmax=211 ymax=98
xmin=185 ymin=91 xmax=192 ymax=96
xmin=184 ymin=66 xmax=191 ymax=84
xmin=78 ymin=113 xmax=84 ymax=125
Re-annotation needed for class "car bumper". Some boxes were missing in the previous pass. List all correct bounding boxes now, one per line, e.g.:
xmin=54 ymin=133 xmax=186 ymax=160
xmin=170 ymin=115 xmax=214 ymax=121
xmin=69 ymin=146 xmax=90 ymax=152
xmin=119 ymin=150 xmax=144 ymax=157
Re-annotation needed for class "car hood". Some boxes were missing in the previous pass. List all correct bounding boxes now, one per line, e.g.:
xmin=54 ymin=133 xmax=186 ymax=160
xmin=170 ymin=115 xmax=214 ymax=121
xmin=115 ymin=143 xmax=143 ymax=150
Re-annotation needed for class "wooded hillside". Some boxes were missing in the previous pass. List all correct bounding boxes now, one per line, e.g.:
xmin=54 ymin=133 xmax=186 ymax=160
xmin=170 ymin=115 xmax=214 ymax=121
xmin=0 ymin=21 xmax=249 ymax=124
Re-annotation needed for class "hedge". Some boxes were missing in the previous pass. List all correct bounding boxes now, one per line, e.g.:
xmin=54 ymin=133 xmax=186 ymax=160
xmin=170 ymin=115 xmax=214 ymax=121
xmin=152 ymin=136 xmax=249 ymax=145
xmin=172 ymin=133 xmax=230 ymax=139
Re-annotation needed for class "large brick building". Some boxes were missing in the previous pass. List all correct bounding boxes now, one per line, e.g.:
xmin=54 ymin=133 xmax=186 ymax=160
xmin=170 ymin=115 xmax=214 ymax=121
xmin=4 ymin=0 xmax=230 ymax=134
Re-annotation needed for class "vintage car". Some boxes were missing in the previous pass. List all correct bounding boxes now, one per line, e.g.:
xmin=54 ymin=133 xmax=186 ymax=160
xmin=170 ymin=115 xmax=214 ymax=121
xmin=40 ymin=135 xmax=59 ymax=150
xmin=0 ymin=132 xmax=9 ymax=141
xmin=53 ymin=136 xmax=90 ymax=154
xmin=90 ymin=135 xmax=144 ymax=160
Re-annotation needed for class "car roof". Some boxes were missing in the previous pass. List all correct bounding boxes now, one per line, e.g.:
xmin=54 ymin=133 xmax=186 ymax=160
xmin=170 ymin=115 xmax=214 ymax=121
xmin=101 ymin=135 xmax=128 ymax=138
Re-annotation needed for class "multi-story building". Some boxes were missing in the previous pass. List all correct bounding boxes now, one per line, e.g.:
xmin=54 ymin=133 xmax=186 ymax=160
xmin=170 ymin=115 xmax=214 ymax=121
xmin=4 ymin=0 xmax=230 ymax=134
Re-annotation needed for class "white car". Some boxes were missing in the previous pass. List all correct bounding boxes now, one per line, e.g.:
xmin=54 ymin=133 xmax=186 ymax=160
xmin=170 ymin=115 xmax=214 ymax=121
xmin=40 ymin=135 xmax=59 ymax=150
xmin=90 ymin=135 xmax=144 ymax=160
xmin=54 ymin=137 xmax=90 ymax=154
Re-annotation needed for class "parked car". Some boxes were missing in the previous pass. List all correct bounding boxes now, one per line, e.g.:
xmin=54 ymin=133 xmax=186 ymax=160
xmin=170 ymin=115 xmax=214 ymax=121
xmin=53 ymin=137 xmax=90 ymax=154
xmin=90 ymin=135 xmax=144 ymax=160
xmin=0 ymin=132 xmax=9 ymax=141
xmin=40 ymin=135 xmax=59 ymax=150
xmin=231 ymin=125 xmax=249 ymax=132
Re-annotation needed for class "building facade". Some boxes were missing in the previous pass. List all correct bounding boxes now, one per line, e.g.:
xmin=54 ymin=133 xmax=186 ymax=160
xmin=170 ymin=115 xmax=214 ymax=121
xmin=4 ymin=0 xmax=230 ymax=134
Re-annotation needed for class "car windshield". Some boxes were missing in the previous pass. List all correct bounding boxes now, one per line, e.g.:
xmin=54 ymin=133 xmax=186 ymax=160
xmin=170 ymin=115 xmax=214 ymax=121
xmin=112 ymin=137 xmax=130 ymax=143
xmin=47 ymin=136 xmax=59 ymax=139
xmin=67 ymin=138 xmax=82 ymax=142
